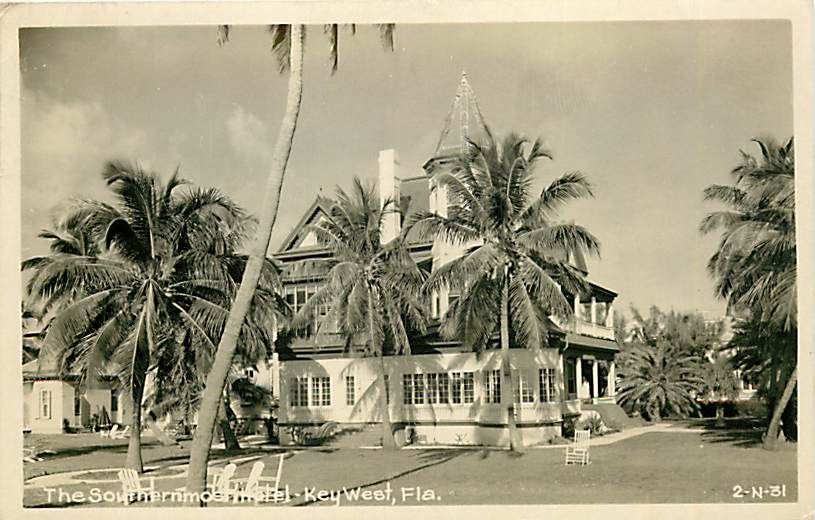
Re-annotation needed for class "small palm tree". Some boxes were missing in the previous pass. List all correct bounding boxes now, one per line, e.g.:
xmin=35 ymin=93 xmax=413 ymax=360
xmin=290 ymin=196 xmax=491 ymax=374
xmin=412 ymin=131 xmax=600 ymax=450
xmin=292 ymin=177 xmax=428 ymax=449
xmin=616 ymin=307 xmax=706 ymax=421
xmin=616 ymin=341 xmax=703 ymax=421
xmin=701 ymin=137 xmax=796 ymax=449
xmin=700 ymin=353 xmax=740 ymax=425
xmin=23 ymin=161 xmax=279 ymax=472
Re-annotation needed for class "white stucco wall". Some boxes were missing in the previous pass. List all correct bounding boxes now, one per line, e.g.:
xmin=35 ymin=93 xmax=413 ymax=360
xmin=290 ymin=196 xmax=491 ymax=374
xmin=279 ymin=348 xmax=565 ymax=446
xmin=23 ymin=382 xmax=32 ymax=430
xmin=27 ymin=380 xmax=67 ymax=433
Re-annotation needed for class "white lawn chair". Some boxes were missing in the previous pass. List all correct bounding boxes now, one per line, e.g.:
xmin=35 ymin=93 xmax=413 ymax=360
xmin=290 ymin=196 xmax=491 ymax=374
xmin=112 ymin=425 xmax=130 ymax=439
xmin=101 ymin=424 xmax=118 ymax=438
xmin=23 ymin=447 xmax=42 ymax=463
xmin=211 ymin=462 xmax=238 ymax=499
xmin=118 ymin=468 xmax=156 ymax=504
xmin=171 ymin=462 xmax=238 ymax=499
xmin=565 ymin=429 xmax=591 ymax=466
xmin=232 ymin=455 xmax=285 ymax=503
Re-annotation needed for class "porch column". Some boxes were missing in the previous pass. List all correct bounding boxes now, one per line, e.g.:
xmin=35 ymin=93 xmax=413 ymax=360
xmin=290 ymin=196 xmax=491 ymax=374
xmin=608 ymin=361 xmax=616 ymax=397
xmin=573 ymin=295 xmax=580 ymax=321
xmin=558 ymin=353 xmax=565 ymax=401
xmin=592 ymin=359 xmax=599 ymax=402
xmin=271 ymin=352 xmax=280 ymax=402
xmin=605 ymin=303 xmax=615 ymax=327
xmin=575 ymin=357 xmax=583 ymax=399
xmin=590 ymin=296 xmax=597 ymax=324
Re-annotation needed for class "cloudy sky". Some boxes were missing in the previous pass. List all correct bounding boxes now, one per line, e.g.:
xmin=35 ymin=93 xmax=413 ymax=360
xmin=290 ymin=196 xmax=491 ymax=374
xmin=20 ymin=21 xmax=793 ymax=317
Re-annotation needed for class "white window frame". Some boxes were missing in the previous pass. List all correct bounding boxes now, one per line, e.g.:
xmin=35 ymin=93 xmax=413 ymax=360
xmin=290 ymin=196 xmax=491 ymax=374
xmin=290 ymin=377 xmax=309 ymax=407
xmin=345 ymin=375 xmax=355 ymax=406
xmin=462 ymin=372 xmax=475 ymax=404
xmin=40 ymin=389 xmax=52 ymax=419
xmin=539 ymin=368 xmax=557 ymax=403
xmin=514 ymin=372 xmax=534 ymax=404
xmin=450 ymin=372 xmax=462 ymax=404
xmin=403 ymin=374 xmax=414 ymax=405
xmin=483 ymin=369 xmax=501 ymax=404
xmin=310 ymin=376 xmax=331 ymax=407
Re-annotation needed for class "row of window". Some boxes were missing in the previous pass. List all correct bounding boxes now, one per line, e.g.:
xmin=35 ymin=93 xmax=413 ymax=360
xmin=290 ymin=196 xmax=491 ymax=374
xmin=289 ymin=369 xmax=559 ymax=408
xmin=288 ymin=282 xmax=465 ymax=322
xmin=284 ymin=284 xmax=330 ymax=317
xmin=38 ymin=389 xmax=119 ymax=420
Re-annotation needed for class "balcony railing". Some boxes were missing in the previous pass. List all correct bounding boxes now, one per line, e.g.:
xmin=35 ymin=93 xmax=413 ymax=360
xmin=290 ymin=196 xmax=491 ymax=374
xmin=550 ymin=316 xmax=615 ymax=340
xmin=573 ymin=319 xmax=615 ymax=340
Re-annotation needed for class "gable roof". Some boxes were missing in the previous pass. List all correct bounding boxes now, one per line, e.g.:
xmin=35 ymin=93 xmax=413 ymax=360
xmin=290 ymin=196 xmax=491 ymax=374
xmin=277 ymin=196 xmax=333 ymax=253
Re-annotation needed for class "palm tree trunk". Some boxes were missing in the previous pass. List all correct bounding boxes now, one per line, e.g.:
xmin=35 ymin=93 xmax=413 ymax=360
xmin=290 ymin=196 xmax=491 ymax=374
xmin=766 ymin=357 xmax=780 ymax=425
xmin=763 ymin=366 xmax=797 ymax=451
xmin=185 ymin=24 xmax=305 ymax=497
xmin=499 ymin=268 xmax=519 ymax=450
xmin=125 ymin=381 xmax=144 ymax=473
xmin=218 ymin=394 xmax=241 ymax=451
xmin=378 ymin=353 xmax=396 ymax=449
xmin=368 ymin=284 xmax=396 ymax=449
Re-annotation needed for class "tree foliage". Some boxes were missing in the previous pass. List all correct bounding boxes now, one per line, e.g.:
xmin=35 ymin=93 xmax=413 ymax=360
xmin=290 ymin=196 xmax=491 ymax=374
xmin=616 ymin=307 xmax=717 ymax=420
xmin=701 ymin=137 xmax=797 ymax=447
xmin=412 ymin=131 xmax=600 ymax=351
xmin=23 ymin=162 xmax=284 ymax=470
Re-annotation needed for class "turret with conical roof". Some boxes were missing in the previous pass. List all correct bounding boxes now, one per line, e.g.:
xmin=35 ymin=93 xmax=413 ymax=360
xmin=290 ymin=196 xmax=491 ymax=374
xmin=422 ymin=72 xmax=490 ymax=176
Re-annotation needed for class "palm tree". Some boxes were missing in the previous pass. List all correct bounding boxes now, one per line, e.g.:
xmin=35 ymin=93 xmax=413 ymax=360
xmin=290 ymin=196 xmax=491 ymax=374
xmin=412 ymin=132 xmax=600 ymax=450
xmin=187 ymin=23 xmax=395 ymax=494
xmin=616 ymin=308 xmax=705 ymax=421
xmin=700 ymin=353 xmax=740 ymax=426
xmin=24 ymin=161 xmax=276 ymax=472
xmin=616 ymin=342 xmax=703 ymax=421
xmin=292 ymin=178 xmax=427 ymax=449
xmin=701 ymin=137 xmax=796 ymax=449
xmin=147 ymin=284 xmax=281 ymax=451
xmin=727 ymin=318 xmax=797 ymax=440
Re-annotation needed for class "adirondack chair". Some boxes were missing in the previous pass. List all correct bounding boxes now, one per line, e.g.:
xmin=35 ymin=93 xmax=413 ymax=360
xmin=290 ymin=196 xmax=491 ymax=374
xmin=171 ymin=462 xmax=238 ymax=498
xmin=23 ymin=447 xmax=42 ymax=463
xmin=211 ymin=463 xmax=238 ymax=499
xmin=232 ymin=455 xmax=285 ymax=503
xmin=101 ymin=424 xmax=118 ymax=438
xmin=565 ymin=429 xmax=591 ymax=466
xmin=118 ymin=469 xmax=156 ymax=503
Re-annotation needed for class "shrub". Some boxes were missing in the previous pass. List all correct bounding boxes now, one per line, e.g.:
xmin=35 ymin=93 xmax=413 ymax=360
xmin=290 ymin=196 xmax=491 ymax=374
xmin=580 ymin=415 xmax=605 ymax=435
xmin=735 ymin=397 xmax=767 ymax=419
xmin=562 ymin=416 xmax=577 ymax=438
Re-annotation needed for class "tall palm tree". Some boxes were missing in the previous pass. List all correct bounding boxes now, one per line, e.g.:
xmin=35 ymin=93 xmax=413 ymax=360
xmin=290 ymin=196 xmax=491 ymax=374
xmin=24 ymin=161 xmax=276 ymax=472
xmin=701 ymin=137 xmax=796 ymax=450
xmin=187 ymin=23 xmax=395 ymax=494
xmin=292 ymin=178 xmax=427 ymax=449
xmin=412 ymin=132 xmax=600 ymax=450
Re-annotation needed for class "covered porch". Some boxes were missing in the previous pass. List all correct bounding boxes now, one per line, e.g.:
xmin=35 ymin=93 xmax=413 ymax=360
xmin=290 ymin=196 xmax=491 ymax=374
xmin=560 ymin=334 xmax=619 ymax=405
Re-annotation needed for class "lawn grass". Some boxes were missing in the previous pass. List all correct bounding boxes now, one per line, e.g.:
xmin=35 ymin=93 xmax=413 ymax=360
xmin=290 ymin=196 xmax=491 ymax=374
xmin=23 ymin=425 xmax=797 ymax=507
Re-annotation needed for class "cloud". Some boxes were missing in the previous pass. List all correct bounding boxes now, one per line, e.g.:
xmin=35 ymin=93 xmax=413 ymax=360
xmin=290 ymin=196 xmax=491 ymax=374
xmin=225 ymin=105 xmax=271 ymax=162
xmin=21 ymin=91 xmax=148 ymax=257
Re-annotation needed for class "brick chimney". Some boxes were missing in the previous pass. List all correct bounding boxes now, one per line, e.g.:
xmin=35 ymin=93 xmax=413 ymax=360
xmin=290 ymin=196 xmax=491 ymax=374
xmin=378 ymin=149 xmax=401 ymax=244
